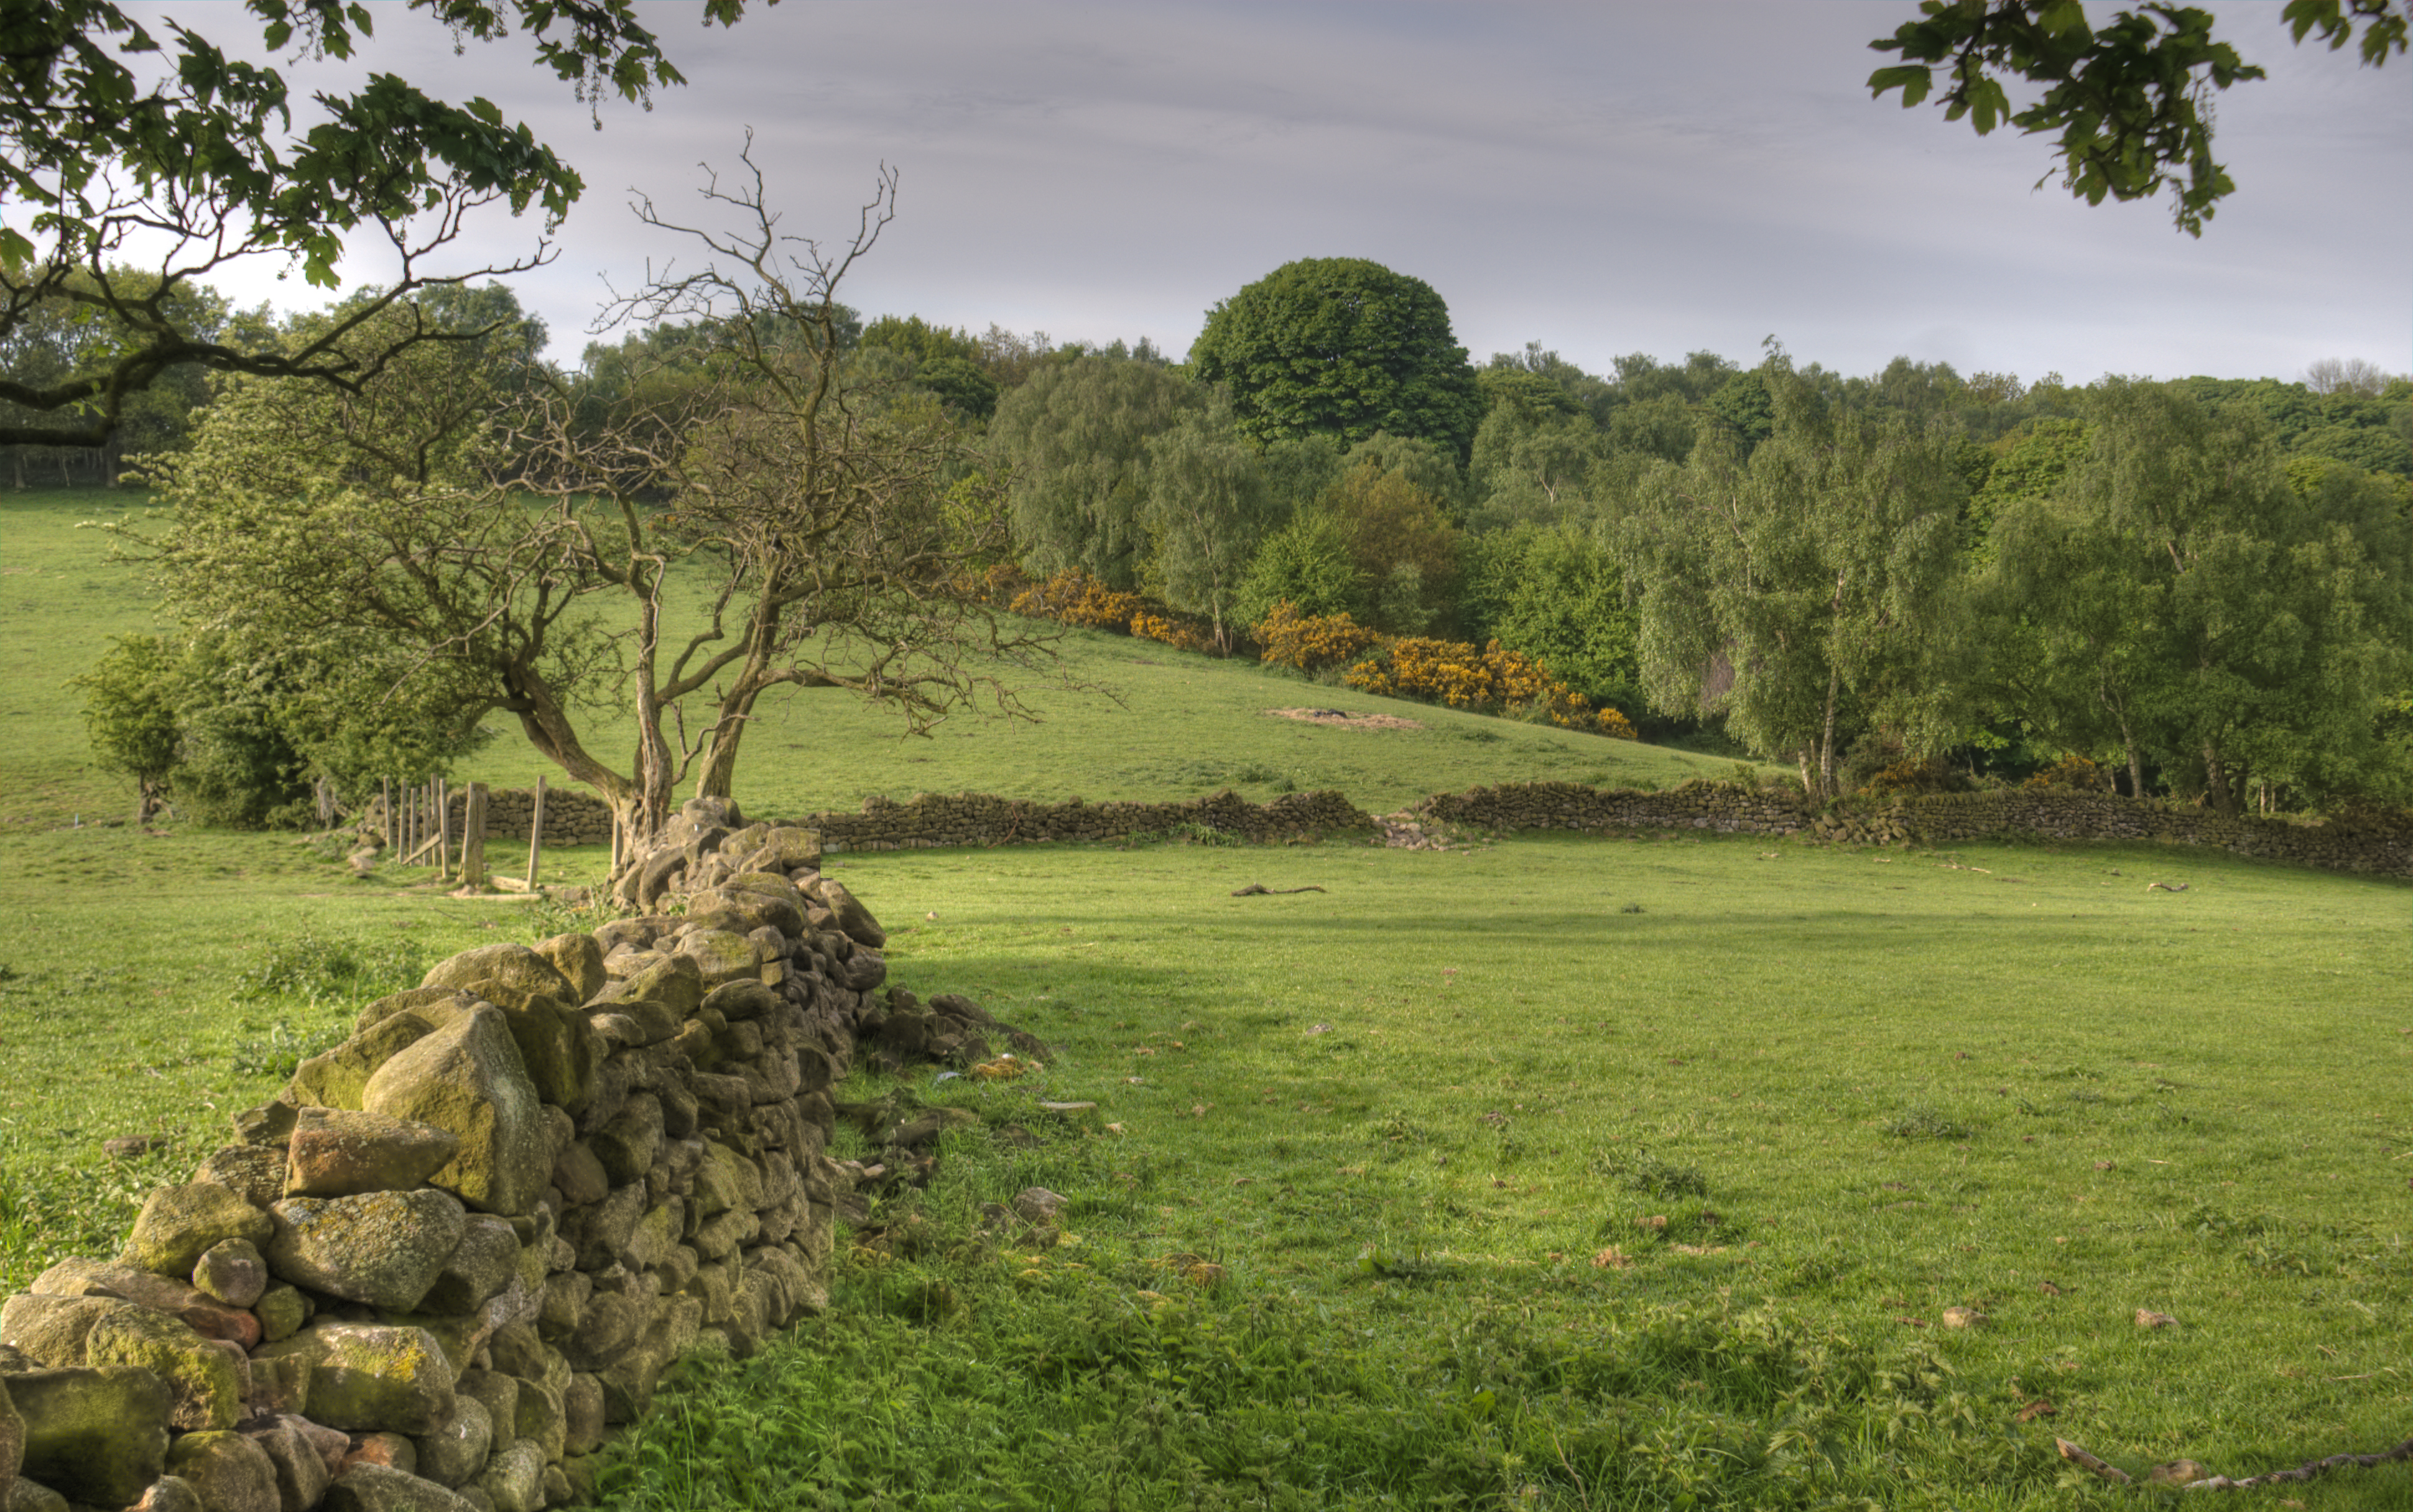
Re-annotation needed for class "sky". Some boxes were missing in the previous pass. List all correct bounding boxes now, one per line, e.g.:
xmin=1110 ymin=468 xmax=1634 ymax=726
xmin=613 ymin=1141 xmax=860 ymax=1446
xmin=145 ymin=1 xmax=2413 ymax=387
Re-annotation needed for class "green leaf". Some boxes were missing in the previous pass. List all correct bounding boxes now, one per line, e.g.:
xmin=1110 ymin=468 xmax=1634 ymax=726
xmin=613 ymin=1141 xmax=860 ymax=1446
xmin=1867 ymin=64 xmax=1935 ymax=105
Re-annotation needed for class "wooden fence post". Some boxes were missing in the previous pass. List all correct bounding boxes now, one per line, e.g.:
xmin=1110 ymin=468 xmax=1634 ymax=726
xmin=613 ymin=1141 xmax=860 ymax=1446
xmin=461 ymin=783 xmax=488 ymax=887
xmin=382 ymin=777 xmax=393 ymax=852
xmin=527 ymin=776 xmax=547 ymax=892
xmin=435 ymin=778 xmax=451 ymax=882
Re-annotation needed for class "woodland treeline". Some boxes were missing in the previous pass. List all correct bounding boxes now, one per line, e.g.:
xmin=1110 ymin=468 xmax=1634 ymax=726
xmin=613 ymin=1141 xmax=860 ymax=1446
xmin=30 ymin=249 xmax=2413 ymax=829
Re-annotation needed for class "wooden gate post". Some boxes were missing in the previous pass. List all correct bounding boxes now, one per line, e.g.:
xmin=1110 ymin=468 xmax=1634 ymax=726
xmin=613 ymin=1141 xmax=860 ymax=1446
xmin=461 ymin=783 xmax=488 ymax=887
xmin=526 ymin=776 xmax=547 ymax=892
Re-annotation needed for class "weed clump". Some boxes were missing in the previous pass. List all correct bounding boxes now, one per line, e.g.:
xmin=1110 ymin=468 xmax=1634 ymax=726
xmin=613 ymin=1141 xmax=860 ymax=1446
xmin=1884 ymin=1105 xmax=1973 ymax=1141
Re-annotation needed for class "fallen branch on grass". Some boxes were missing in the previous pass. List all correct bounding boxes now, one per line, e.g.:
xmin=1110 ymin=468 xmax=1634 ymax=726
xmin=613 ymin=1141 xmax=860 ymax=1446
xmin=2057 ymin=1432 xmax=2413 ymax=1490
xmin=1231 ymin=883 xmax=1327 ymax=896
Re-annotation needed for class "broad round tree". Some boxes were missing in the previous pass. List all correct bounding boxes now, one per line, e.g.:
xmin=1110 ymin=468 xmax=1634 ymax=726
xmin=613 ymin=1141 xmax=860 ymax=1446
xmin=1188 ymin=258 xmax=1484 ymax=459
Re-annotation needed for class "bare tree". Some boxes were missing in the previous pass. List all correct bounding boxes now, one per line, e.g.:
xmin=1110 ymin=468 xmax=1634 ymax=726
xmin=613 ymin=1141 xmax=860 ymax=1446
xmin=2303 ymin=356 xmax=2401 ymax=397
xmin=139 ymin=146 xmax=1055 ymax=864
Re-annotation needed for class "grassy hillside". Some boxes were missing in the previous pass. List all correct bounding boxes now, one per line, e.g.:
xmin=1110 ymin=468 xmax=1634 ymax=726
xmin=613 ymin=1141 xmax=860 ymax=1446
xmin=2 ymin=484 xmax=1743 ymax=831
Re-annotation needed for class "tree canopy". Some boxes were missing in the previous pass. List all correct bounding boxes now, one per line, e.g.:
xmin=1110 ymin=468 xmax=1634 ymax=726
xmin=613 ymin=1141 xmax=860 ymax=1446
xmin=1187 ymin=257 xmax=1484 ymax=460
xmin=0 ymin=0 xmax=766 ymax=448
xmin=1869 ymin=0 xmax=2406 ymax=235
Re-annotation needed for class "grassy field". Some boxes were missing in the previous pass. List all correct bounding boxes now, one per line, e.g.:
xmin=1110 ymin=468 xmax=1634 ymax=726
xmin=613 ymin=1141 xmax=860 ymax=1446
xmin=2 ymin=484 xmax=1731 ymax=834
xmin=9 ymin=482 xmax=2413 ymax=1506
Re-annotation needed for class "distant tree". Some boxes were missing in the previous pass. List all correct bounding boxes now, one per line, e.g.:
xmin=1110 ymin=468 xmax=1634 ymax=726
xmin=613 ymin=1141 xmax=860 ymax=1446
xmin=1142 ymin=408 xmax=1279 ymax=650
xmin=1986 ymin=380 xmax=2412 ymax=812
xmin=989 ymin=355 xmax=1208 ymax=589
xmin=1234 ymin=510 xmax=1364 ymax=628
xmin=2303 ymin=357 xmax=2401 ymax=398
xmin=1868 ymin=1 xmax=2406 ymax=235
xmin=1458 ymin=527 xmax=1640 ymax=711
xmin=1613 ymin=364 xmax=1970 ymax=798
xmin=1188 ymin=257 xmax=1484 ymax=459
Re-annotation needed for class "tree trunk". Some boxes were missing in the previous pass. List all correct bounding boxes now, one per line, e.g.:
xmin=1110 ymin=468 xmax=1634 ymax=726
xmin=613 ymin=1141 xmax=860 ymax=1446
xmin=1816 ymin=665 xmax=1841 ymax=800
xmin=2202 ymin=742 xmax=2240 ymax=817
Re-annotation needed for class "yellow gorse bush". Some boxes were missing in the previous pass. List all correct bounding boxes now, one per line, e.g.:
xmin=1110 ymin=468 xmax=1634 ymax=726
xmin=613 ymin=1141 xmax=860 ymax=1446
xmin=1327 ymin=630 xmax=1636 ymax=739
xmin=1253 ymin=601 xmax=1384 ymax=672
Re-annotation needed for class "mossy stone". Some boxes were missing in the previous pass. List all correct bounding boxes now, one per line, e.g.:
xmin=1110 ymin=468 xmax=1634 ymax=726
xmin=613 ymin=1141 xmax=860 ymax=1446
xmin=292 ymin=1013 xmax=438 ymax=1112
xmin=6 ymin=1364 xmax=172 ymax=1506
xmin=121 ymin=1184 xmax=276 ymax=1279
xmin=82 ymin=1306 xmax=241 ymax=1430
xmin=532 ymin=934 xmax=606 ymax=1006
xmin=252 ymin=1322 xmax=456 ymax=1436
xmin=284 ymin=1107 xmax=463 ymax=1199
xmin=361 ymin=1005 xmax=549 ymax=1217
xmin=420 ymin=943 xmax=575 ymax=1002
xmin=267 ymin=1189 xmax=467 ymax=1311
xmin=164 ymin=1431 xmax=280 ymax=1512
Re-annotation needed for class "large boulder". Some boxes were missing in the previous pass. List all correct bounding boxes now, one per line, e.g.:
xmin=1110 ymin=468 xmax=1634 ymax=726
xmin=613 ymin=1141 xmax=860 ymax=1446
xmin=192 ymin=1145 xmax=287 ymax=1208
xmin=253 ymin=1323 xmax=455 ymax=1435
xmin=0 ymin=1294 xmax=136 ymax=1367
xmin=693 ymin=874 xmax=808 ymax=939
xmin=417 ymin=1217 xmax=521 ymax=1317
xmin=4 ymin=1365 xmax=172 ymax=1506
xmin=419 ymin=944 xmax=573 ymax=1003
xmin=267 ymin=1189 xmax=468 ymax=1311
xmin=362 ymin=1005 xmax=549 ymax=1217
xmin=121 ymin=1184 xmax=276 ymax=1279
xmin=284 ymin=1108 xmax=463 ymax=1199
xmin=673 ymin=929 xmax=759 ymax=989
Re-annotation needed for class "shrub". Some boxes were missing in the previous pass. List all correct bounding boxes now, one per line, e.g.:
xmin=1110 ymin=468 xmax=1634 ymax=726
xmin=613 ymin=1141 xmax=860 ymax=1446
xmin=1254 ymin=601 xmax=1383 ymax=672
xmin=1863 ymin=756 xmax=1964 ymax=796
xmin=2024 ymin=754 xmax=2113 ymax=792
xmin=1008 ymin=569 xmax=1146 ymax=632
xmin=1343 ymin=635 xmax=1636 ymax=737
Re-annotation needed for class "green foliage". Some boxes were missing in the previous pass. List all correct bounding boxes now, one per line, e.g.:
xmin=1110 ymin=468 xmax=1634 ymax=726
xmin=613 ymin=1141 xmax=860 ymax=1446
xmin=1141 ymin=409 xmax=1278 ymax=648
xmin=1189 ymin=257 xmax=1485 ymax=459
xmin=67 ymin=634 xmax=180 ymax=808
xmin=0 ymin=2 xmax=753 ymax=448
xmin=1869 ymin=0 xmax=2404 ymax=236
xmin=991 ymin=356 xmax=1209 ymax=589
xmin=1614 ymin=361 xmax=1971 ymax=797
xmin=1983 ymin=381 xmax=2413 ymax=811
xmin=1457 ymin=527 xmax=1641 ymax=711
xmin=1234 ymin=510 xmax=1366 ymax=629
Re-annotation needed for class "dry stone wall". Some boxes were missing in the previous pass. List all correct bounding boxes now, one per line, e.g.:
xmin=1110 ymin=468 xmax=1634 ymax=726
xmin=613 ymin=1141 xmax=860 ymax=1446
xmin=795 ymin=787 xmax=1369 ymax=853
xmin=0 ymin=800 xmax=1043 ymax=1512
xmin=1407 ymin=780 xmax=2413 ymax=877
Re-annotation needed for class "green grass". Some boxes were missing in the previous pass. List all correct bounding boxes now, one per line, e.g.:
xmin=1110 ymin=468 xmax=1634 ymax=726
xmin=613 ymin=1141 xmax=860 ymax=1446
xmin=12 ymin=482 xmax=2413 ymax=1506
xmin=2 ymin=484 xmax=1738 ymax=833
xmin=581 ymin=832 xmax=2413 ymax=1509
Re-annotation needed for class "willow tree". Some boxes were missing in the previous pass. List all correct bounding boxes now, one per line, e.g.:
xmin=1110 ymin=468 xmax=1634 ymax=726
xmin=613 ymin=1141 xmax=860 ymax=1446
xmin=1614 ymin=364 xmax=1970 ymax=798
xmin=140 ymin=150 xmax=1040 ymax=854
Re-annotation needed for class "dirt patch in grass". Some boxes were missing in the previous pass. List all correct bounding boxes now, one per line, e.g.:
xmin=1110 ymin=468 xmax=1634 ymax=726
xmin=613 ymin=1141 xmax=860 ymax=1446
xmin=1265 ymin=706 xmax=1424 ymax=732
